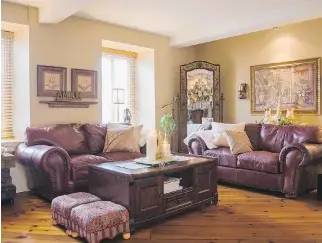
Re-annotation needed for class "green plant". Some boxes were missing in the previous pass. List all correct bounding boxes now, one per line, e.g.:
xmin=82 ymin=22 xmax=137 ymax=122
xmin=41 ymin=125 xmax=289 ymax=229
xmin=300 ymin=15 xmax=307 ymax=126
xmin=160 ymin=114 xmax=176 ymax=134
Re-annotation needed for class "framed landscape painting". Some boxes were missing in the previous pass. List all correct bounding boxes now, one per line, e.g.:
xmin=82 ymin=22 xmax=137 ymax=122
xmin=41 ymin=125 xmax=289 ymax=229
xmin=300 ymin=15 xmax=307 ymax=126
xmin=250 ymin=57 xmax=321 ymax=115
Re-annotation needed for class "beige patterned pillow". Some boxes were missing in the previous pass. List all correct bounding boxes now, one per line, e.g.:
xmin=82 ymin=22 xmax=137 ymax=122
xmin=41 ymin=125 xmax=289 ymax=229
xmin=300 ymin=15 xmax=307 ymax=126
xmin=224 ymin=130 xmax=253 ymax=155
xmin=103 ymin=125 xmax=142 ymax=153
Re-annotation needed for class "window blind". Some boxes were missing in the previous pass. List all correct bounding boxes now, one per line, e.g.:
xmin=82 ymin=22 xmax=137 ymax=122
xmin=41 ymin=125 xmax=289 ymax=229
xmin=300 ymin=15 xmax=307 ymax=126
xmin=1 ymin=31 xmax=14 ymax=139
xmin=102 ymin=49 xmax=138 ymax=125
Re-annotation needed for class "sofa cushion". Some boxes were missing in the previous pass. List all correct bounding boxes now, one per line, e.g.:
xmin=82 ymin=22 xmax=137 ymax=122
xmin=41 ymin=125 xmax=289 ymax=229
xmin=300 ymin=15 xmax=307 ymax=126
xmin=244 ymin=123 xmax=262 ymax=151
xmin=237 ymin=151 xmax=280 ymax=174
xmin=82 ymin=123 xmax=132 ymax=154
xmin=103 ymin=126 xmax=142 ymax=153
xmin=283 ymin=125 xmax=320 ymax=147
xmin=82 ymin=124 xmax=108 ymax=154
xmin=212 ymin=122 xmax=246 ymax=147
xmin=26 ymin=124 xmax=89 ymax=155
xmin=259 ymin=125 xmax=286 ymax=153
xmin=70 ymin=154 xmax=111 ymax=181
xmin=224 ymin=130 xmax=253 ymax=155
xmin=204 ymin=147 xmax=237 ymax=168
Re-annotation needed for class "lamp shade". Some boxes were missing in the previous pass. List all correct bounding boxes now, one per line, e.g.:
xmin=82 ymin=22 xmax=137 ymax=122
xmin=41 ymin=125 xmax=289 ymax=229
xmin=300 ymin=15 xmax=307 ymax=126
xmin=112 ymin=88 xmax=124 ymax=104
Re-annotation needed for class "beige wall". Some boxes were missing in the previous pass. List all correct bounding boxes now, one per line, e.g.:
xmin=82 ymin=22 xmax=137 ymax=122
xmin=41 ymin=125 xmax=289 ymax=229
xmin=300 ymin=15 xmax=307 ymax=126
xmin=196 ymin=18 xmax=322 ymax=125
xmin=2 ymin=2 xmax=196 ymax=130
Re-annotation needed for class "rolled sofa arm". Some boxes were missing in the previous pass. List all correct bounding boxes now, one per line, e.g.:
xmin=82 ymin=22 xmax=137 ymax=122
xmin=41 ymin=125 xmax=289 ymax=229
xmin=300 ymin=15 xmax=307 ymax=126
xmin=16 ymin=143 xmax=71 ymax=197
xmin=279 ymin=143 xmax=322 ymax=198
xmin=187 ymin=136 xmax=207 ymax=155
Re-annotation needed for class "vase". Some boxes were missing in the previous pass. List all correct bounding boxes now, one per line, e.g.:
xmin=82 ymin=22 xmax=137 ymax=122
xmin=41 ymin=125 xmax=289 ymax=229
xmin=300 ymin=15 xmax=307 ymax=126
xmin=163 ymin=133 xmax=172 ymax=156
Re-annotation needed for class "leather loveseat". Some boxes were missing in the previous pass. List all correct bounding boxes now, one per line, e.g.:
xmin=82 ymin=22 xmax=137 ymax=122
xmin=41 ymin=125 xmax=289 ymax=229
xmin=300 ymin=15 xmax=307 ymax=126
xmin=188 ymin=124 xmax=322 ymax=198
xmin=16 ymin=123 xmax=145 ymax=200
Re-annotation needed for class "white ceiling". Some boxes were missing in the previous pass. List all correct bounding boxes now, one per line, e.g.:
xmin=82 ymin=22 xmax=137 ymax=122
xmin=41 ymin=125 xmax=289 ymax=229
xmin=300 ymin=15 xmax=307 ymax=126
xmin=4 ymin=0 xmax=322 ymax=47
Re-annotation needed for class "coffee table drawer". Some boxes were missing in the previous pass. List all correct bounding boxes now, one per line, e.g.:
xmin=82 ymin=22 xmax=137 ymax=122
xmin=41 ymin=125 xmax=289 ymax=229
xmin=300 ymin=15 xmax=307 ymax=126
xmin=164 ymin=192 xmax=194 ymax=211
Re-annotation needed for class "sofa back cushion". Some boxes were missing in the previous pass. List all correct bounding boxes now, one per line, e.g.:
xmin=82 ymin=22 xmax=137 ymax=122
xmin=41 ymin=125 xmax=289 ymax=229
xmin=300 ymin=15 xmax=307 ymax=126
xmin=259 ymin=124 xmax=321 ymax=152
xmin=282 ymin=125 xmax=320 ymax=147
xmin=25 ymin=124 xmax=89 ymax=155
xmin=82 ymin=123 xmax=129 ymax=154
xmin=244 ymin=123 xmax=262 ymax=151
xmin=259 ymin=125 xmax=286 ymax=153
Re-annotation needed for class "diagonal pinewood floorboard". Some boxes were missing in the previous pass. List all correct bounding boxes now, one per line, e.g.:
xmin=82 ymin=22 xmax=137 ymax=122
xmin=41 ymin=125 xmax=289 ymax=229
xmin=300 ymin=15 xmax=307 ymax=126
xmin=2 ymin=185 xmax=322 ymax=243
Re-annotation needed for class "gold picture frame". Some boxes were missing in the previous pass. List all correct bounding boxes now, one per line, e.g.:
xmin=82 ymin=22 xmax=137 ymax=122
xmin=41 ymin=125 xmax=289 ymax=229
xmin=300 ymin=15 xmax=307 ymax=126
xmin=250 ymin=57 xmax=321 ymax=115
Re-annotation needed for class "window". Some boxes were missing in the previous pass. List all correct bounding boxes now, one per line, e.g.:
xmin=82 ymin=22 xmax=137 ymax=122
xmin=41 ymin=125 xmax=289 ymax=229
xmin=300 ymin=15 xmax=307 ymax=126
xmin=1 ymin=31 xmax=14 ymax=139
xmin=102 ymin=48 xmax=138 ymax=124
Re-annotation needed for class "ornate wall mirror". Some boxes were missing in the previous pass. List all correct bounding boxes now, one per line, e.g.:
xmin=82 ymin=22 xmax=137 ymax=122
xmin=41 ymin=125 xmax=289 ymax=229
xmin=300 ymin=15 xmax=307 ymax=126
xmin=178 ymin=61 xmax=223 ymax=152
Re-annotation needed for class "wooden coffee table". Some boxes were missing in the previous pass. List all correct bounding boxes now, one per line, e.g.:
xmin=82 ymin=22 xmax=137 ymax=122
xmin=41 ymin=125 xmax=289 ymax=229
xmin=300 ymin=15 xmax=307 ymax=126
xmin=89 ymin=155 xmax=218 ymax=232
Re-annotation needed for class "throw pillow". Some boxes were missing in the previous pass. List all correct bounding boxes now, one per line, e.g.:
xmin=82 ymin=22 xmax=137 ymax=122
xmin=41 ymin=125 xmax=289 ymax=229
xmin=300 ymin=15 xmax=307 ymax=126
xmin=184 ymin=130 xmax=217 ymax=149
xmin=103 ymin=125 xmax=142 ymax=153
xmin=82 ymin=123 xmax=108 ymax=154
xmin=108 ymin=122 xmax=146 ymax=147
xmin=224 ymin=130 xmax=253 ymax=155
xmin=211 ymin=122 xmax=246 ymax=147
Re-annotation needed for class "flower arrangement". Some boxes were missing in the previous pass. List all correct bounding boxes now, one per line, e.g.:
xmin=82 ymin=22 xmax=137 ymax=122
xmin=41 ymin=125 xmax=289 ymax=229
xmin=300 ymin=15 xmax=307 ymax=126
xmin=187 ymin=77 xmax=213 ymax=104
xmin=256 ymin=93 xmax=296 ymax=126
xmin=257 ymin=113 xmax=296 ymax=126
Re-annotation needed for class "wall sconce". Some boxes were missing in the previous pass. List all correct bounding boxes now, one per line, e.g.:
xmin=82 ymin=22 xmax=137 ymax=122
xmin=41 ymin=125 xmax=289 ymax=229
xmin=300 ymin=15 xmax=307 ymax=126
xmin=238 ymin=83 xmax=247 ymax=99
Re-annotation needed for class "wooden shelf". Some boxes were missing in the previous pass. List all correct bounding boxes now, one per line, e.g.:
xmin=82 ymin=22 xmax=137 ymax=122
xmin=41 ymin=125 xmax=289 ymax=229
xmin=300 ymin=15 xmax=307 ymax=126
xmin=39 ymin=100 xmax=98 ymax=108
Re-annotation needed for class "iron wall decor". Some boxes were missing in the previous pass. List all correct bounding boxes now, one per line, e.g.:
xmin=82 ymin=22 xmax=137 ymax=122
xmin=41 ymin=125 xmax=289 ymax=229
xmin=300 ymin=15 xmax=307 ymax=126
xmin=37 ymin=65 xmax=67 ymax=97
xmin=71 ymin=68 xmax=98 ymax=98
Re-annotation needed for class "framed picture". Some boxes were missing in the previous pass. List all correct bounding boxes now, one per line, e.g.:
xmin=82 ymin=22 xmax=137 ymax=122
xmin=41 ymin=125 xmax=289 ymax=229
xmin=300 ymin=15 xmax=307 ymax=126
xmin=71 ymin=69 xmax=97 ymax=98
xmin=37 ymin=65 xmax=67 ymax=97
xmin=250 ymin=57 xmax=321 ymax=115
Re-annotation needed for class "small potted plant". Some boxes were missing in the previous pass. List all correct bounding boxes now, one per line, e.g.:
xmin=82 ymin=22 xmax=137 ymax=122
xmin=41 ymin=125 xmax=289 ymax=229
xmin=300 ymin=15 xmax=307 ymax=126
xmin=160 ymin=114 xmax=176 ymax=156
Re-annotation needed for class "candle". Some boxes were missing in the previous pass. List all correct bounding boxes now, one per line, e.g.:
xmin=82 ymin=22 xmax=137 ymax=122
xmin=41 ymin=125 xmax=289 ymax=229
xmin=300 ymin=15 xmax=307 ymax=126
xmin=147 ymin=130 xmax=157 ymax=162
xmin=163 ymin=142 xmax=170 ymax=157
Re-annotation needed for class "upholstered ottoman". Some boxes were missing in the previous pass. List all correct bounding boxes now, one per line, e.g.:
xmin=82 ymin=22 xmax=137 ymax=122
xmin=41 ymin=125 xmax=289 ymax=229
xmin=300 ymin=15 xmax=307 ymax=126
xmin=69 ymin=201 xmax=130 ymax=242
xmin=51 ymin=192 xmax=101 ymax=231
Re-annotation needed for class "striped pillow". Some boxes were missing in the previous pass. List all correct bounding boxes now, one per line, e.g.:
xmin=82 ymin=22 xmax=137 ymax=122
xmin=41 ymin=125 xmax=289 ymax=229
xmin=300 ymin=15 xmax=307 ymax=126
xmin=103 ymin=126 xmax=142 ymax=153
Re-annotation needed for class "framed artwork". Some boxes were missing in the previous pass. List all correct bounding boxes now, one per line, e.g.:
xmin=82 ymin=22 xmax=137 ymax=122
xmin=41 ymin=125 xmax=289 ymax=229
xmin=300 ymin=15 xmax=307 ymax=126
xmin=37 ymin=65 xmax=67 ymax=97
xmin=71 ymin=69 xmax=97 ymax=98
xmin=250 ymin=57 xmax=321 ymax=115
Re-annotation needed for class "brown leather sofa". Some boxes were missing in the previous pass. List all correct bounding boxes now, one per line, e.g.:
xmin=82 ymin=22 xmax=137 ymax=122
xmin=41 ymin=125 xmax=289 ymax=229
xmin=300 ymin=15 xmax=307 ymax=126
xmin=188 ymin=124 xmax=322 ymax=198
xmin=16 ymin=123 xmax=145 ymax=200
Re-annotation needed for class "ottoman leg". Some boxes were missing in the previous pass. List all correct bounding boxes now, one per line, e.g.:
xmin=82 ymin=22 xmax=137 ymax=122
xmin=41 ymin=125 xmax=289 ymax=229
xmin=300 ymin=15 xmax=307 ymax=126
xmin=66 ymin=230 xmax=72 ymax=236
xmin=71 ymin=231 xmax=79 ymax=238
xmin=52 ymin=220 xmax=57 ymax=226
xmin=123 ymin=233 xmax=131 ymax=240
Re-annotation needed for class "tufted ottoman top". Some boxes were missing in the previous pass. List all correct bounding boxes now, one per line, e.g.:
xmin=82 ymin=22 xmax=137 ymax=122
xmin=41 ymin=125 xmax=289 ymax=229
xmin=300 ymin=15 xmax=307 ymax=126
xmin=51 ymin=192 xmax=101 ymax=218
xmin=70 ymin=201 xmax=129 ymax=233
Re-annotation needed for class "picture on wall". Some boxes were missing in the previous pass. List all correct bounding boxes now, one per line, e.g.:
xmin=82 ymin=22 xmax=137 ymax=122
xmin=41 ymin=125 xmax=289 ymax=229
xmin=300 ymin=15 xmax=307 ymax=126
xmin=71 ymin=69 xmax=97 ymax=98
xmin=250 ymin=57 xmax=321 ymax=115
xmin=37 ymin=65 xmax=67 ymax=97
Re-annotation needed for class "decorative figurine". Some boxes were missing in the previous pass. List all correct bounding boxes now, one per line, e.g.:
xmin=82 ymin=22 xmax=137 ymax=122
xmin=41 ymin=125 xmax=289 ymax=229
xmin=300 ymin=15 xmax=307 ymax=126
xmin=123 ymin=108 xmax=131 ymax=124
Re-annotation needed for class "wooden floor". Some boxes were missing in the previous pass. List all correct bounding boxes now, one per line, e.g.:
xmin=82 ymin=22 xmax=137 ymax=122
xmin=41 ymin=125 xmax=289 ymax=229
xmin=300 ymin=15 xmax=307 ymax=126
xmin=2 ymin=185 xmax=322 ymax=243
